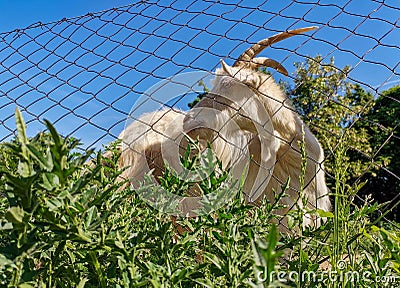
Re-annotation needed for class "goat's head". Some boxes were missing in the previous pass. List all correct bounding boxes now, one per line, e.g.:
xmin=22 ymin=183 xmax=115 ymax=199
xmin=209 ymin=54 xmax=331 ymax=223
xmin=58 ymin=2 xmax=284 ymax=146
xmin=184 ymin=26 xmax=317 ymax=137
xmin=182 ymin=27 xmax=318 ymax=201
xmin=213 ymin=26 xmax=317 ymax=107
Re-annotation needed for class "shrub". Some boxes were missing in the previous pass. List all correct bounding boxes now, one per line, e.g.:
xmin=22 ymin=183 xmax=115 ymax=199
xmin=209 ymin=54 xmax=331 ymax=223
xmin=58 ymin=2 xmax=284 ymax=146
xmin=0 ymin=108 xmax=399 ymax=287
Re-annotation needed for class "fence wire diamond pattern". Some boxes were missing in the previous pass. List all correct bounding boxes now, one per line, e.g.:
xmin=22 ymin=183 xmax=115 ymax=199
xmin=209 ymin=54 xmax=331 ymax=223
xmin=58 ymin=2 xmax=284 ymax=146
xmin=0 ymin=0 xmax=399 ymax=222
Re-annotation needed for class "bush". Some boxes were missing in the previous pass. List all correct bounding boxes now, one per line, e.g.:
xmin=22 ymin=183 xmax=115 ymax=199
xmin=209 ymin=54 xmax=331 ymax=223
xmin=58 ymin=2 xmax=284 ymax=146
xmin=0 ymin=108 xmax=399 ymax=287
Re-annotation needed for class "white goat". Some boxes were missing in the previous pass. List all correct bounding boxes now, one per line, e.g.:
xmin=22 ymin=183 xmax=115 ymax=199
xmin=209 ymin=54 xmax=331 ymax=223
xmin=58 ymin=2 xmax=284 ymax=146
xmin=117 ymin=27 xmax=331 ymax=230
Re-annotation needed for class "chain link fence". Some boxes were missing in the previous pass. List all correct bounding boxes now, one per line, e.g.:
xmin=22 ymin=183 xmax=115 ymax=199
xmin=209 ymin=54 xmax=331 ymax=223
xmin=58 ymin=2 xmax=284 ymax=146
xmin=0 ymin=0 xmax=399 ymax=223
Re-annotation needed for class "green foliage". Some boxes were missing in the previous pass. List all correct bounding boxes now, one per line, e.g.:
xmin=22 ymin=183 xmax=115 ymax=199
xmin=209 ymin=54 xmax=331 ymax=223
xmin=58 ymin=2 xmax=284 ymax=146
xmin=1 ymin=87 xmax=399 ymax=287
xmin=355 ymin=85 xmax=400 ymax=221
xmin=0 ymin=108 xmax=287 ymax=287
xmin=284 ymin=56 xmax=400 ymax=221
xmin=283 ymin=56 xmax=374 ymax=180
xmin=0 ymin=108 xmax=128 ymax=286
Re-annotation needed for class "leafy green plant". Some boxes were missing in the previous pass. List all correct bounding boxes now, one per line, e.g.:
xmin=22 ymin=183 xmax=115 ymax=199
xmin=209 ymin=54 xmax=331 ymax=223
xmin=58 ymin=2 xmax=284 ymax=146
xmin=0 ymin=107 xmax=399 ymax=287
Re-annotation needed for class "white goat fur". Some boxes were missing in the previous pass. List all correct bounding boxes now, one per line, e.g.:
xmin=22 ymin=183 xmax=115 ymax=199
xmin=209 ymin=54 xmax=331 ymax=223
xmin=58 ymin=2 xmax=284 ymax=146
xmin=116 ymin=28 xmax=331 ymax=230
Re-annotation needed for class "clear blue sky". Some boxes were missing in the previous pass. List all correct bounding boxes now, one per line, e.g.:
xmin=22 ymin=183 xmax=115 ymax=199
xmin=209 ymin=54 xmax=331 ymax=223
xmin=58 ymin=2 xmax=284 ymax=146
xmin=0 ymin=0 xmax=399 ymax=148
xmin=0 ymin=1 xmax=134 ymax=32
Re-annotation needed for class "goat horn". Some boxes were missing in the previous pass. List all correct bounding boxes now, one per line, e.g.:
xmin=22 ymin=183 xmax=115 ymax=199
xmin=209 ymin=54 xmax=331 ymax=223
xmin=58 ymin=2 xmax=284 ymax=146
xmin=233 ymin=26 xmax=318 ymax=68
xmin=250 ymin=57 xmax=288 ymax=76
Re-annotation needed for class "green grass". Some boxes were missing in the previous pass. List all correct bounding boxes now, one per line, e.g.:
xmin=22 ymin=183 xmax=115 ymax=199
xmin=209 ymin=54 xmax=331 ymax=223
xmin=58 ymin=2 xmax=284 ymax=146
xmin=0 ymin=108 xmax=399 ymax=287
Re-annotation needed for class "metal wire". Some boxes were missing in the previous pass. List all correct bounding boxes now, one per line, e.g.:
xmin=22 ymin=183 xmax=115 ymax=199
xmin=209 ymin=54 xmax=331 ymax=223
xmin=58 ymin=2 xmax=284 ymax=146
xmin=0 ymin=0 xmax=399 ymax=225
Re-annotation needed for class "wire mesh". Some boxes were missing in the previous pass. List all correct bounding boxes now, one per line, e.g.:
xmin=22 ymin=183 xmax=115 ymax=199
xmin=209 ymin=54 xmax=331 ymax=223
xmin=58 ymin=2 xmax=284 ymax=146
xmin=0 ymin=0 xmax=399 ymax=224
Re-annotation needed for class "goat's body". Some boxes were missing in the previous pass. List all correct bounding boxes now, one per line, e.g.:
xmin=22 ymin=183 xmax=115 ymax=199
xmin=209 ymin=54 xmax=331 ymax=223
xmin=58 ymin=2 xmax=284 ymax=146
xmin=119 ymin=109 xmax=186 ymax=185
xmin=119 ymin=79 xmax=330 ymax=229
xmin=253 ymin=73 xmax=331 ymax=226
xmin=115 ymin=27 xmax=331 ymax=231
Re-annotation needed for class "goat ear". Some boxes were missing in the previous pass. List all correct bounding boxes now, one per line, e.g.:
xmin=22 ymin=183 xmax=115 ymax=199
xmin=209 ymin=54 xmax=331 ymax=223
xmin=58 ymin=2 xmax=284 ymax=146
xmin=220 ymin=59 xmax=233 ymax=76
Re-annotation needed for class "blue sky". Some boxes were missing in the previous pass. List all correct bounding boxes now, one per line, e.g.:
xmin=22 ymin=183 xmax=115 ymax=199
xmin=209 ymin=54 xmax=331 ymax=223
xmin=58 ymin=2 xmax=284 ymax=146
xmin=0 ymin=1 xmax=134 ymax=32
xmin=0 ymin=0 xmax=399 ymax=149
